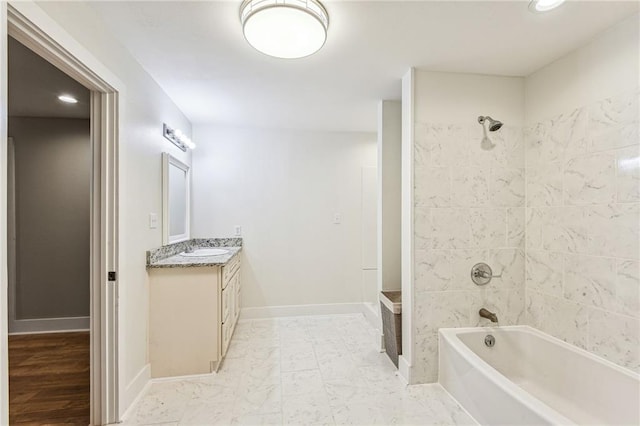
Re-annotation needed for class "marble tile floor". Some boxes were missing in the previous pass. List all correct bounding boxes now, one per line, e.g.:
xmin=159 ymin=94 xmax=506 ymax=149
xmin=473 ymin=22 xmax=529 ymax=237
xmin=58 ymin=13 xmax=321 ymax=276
xmin=123 ymin=314 xmax=477 ymax=425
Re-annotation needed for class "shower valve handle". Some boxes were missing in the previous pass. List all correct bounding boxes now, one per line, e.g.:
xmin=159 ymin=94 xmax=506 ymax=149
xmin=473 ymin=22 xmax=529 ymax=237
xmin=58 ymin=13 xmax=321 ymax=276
xmin=471 ymin=263 xmax=502 ymax=285
xmin=474 ymin=269 xmax=491 ymax=279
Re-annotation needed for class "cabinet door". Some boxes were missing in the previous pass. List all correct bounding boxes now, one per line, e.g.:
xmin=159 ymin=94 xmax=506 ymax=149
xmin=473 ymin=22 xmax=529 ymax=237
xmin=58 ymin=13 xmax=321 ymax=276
xmin=234 ymin=272 xmax=241 ymax=324
xmin=228 ymin=274 xmax=236 ymax=326
xmin=221 ymin=319 xmax=232 ymax=356
xmin=221 ymin=284 xmax=231 ymax=324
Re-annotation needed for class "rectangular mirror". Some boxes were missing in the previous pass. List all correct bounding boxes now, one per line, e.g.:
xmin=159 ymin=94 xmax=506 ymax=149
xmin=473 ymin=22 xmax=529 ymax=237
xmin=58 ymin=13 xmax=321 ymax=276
xmin=162 ymin=153 xmax=190 ymax=245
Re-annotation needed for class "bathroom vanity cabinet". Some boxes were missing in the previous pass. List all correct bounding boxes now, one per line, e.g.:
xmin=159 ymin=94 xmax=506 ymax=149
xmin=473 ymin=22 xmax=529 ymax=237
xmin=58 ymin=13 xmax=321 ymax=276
xmin=220 ymin=253 xmax=241 ymax=355
xmin=147 ymin=252 xmax=241 ymax=378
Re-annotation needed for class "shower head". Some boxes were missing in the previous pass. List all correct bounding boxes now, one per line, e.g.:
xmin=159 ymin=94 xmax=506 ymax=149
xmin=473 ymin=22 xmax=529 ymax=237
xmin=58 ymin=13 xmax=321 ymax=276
xmin=478 ymin=116 xmax=503 ymax=132
xmin=477 ymin=115 xmax=502 ymax=151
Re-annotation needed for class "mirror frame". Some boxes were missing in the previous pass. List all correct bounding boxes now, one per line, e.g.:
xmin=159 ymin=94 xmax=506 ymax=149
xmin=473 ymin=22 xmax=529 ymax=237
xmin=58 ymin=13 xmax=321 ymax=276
xmin=162 ymin=152 xmax=191 ymax=245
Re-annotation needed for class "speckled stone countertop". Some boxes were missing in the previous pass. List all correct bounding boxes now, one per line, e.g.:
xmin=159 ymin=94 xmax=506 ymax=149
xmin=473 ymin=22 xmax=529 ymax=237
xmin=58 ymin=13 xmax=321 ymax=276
xmin=146 ymin=238 xmax=242 ymax=268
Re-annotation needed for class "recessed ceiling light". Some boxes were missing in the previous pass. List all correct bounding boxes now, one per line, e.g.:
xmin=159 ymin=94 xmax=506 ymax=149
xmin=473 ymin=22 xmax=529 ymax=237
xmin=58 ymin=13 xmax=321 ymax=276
xmin=529 ymin=0 xmax=566 ymax=13
xmin=240 ymin=0 xmax=329 ymax=59
xmin=58 ymin=94 xmax=78 ymax=104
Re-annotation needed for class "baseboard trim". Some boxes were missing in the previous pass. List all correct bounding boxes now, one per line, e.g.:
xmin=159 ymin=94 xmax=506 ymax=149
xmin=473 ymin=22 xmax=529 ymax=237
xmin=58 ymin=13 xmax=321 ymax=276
xmin=151 ymin=371 xmax=215 ymax=383
xmin=8 ymin=316 xmax=90 ymax=334
xmin=121 ymin=364 xmax=151 ymax=422
xmin=398 ymin=354 xmax=412 ymax=385
xmin=240 ymin=303 xmax=366 ymax=320
xmin=361 ymin=302 xmax=380 ymax=329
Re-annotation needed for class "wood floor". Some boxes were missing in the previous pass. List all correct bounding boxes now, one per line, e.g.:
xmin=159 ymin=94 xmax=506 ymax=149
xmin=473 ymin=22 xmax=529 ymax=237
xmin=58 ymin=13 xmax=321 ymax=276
xmin=9 ymin=332 xmax=90 ymax=425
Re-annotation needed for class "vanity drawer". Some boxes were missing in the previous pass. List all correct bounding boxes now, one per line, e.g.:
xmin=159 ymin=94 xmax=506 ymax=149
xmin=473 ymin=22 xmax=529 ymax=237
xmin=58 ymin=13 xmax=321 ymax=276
xmin=222 ymin=255 xmax=240 ymax=290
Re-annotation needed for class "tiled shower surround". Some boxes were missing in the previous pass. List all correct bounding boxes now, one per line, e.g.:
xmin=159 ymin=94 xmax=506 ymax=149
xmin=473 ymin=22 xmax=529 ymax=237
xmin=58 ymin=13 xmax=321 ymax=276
xmin=413 ymin=123 xmax=526 ymax=382
xmin=524 ymin=89 xmax=639 ymax=372
xmin=412 ymin=88 xmax=639 ymax=382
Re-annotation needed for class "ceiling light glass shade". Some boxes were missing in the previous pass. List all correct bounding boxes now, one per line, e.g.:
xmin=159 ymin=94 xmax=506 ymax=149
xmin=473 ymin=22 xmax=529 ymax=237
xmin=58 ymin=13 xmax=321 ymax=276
xmin=240 ymin=0 xmax=329 ymax=59
xmin=58 ymin=94 xmax=78 ymax=104
xmin=528 ymin=0 xmax=566 ymax=12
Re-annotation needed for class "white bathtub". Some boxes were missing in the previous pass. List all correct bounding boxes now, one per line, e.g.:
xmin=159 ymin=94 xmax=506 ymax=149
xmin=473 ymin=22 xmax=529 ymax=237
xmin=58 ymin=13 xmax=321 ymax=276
xmin=439 ymin=326 xmax=639 ymax=425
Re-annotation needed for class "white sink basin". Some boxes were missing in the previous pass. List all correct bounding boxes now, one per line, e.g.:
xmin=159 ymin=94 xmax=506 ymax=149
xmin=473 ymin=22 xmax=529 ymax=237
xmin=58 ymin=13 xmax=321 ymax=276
xmin=180 ymin=248 xmax=229 ymax=257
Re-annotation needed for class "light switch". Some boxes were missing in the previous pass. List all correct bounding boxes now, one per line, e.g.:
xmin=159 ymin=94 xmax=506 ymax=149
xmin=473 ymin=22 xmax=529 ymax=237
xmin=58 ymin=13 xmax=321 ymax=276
xmin=149 ymin=213 xmax=158 ymax=229
xmin=234 ymin=225 xmax=242 ymax=236
xmin=333 ymin=213 xmax=342 ymax=224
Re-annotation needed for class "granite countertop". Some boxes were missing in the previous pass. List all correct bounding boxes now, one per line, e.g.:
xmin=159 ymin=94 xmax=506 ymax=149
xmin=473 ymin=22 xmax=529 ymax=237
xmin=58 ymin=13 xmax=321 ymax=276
xmin=146 ymin=238 xmax=242 ymax=269
xmin=148 ymin=247 xmax=241 ymax=268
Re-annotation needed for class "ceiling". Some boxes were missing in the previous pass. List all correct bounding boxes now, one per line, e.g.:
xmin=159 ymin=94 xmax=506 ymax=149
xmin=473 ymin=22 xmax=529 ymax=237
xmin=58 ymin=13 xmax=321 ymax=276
xmin=8 ymin=37 xmax=90 ymax=119
xmin=90 ymin=1 xmax=638 ymax=132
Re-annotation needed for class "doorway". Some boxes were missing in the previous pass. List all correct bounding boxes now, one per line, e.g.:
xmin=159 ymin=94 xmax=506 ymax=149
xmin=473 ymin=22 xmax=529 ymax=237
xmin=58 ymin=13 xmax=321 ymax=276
xmin=7 ymin=35 xmax=91 ymax=423
xmin=2 ymin=5 xmax=120 ymax=424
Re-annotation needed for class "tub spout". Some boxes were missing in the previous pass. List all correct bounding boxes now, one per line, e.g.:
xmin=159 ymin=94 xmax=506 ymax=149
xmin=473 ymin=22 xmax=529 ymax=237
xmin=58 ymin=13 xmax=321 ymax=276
xmin=479 ymin=308 xmax=498 ymax=323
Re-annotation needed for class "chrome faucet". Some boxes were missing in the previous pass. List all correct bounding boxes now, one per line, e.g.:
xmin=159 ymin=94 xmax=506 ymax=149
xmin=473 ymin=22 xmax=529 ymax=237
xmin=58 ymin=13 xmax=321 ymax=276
xmin=479 ymin=308 xmax=498 ymax=323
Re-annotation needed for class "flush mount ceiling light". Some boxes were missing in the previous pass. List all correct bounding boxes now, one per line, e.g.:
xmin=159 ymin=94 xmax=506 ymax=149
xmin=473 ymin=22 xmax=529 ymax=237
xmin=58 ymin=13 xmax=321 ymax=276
xmin=58 ymin=94 xmax=78 ymax=104
xmin=240 ymin=0 xmax=329 ymax=59
xmin=529 ymin=0 xmax=566 ymax=13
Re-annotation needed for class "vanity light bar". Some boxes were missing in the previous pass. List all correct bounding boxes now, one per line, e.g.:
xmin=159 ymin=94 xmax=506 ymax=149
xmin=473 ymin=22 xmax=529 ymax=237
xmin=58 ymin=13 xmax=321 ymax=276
xmin=163 ymin=123 xmax=196 ymax=151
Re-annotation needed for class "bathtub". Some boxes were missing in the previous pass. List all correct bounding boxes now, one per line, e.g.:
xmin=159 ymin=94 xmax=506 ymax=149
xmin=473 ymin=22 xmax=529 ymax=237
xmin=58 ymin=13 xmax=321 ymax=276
xmin=439 ymin=326 xmax=639 ymax=425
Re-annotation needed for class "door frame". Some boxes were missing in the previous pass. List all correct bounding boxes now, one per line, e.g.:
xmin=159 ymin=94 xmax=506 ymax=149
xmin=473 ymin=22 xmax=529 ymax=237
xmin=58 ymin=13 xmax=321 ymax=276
xmin=6 ymin=137 xmax=15 ymax=337
xmin=2 ymin=4 xmax=120 ymax=424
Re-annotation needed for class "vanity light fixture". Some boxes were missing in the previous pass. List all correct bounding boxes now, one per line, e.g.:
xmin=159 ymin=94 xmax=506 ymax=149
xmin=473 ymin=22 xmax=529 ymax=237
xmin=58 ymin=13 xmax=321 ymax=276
xmin=58 ymin=94 xmax=78 ymax=104
xmin=163 ymin=123 xmax=196 ymax=151
xmin=528 ymin=0 xmax=565 ymax=13
xmin=240 ymin=0 xmax=329 ymax=59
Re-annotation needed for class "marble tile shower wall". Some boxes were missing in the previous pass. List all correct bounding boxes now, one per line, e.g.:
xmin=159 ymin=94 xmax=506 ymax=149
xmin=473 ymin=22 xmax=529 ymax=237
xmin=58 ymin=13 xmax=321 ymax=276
xmin=413 ymin=122 xmax=526 ymax=382
xmin=525 ymin=89 xmax=640 ymax=373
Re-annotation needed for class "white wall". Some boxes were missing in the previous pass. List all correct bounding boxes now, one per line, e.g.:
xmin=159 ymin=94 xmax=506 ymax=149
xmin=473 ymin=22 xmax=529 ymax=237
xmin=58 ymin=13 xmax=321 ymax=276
xmin=525 ymin=14 xmax=640 ymax=123
xmin=9 ymin=117 xmax=90 ymax=325
xmin=191 ymin=125 xmax=376 ymax=309
xmin=378 ymin=100 xmax=402 ymax=293
xmin=411 ymin=70 xmax=525 ymax=383
xmin=524 ymin=14 xmax=640 ymax=372
xmin=19 ymin=1 xmax=192 ymax=416
xmin=361 ymin=166 xmax=378 ymax=305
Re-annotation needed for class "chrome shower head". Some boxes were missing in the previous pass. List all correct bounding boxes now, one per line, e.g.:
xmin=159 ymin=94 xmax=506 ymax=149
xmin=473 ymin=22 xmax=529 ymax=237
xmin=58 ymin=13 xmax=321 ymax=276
xmin=489 ymin=119 xmax=503 ymax=132
xmin=477 ymin=115 xmax=503 ymax=151
xmin=478 ymin=116 xmax=503 ymax=132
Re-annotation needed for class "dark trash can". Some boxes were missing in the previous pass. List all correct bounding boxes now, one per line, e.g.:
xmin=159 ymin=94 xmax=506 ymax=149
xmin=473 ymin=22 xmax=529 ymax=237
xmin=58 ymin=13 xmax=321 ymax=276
xmin=379 ymin=291 xmax=402 ymax=367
